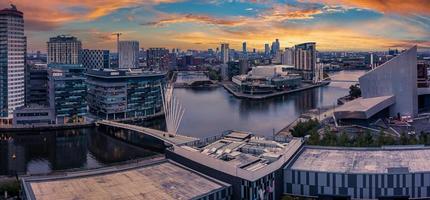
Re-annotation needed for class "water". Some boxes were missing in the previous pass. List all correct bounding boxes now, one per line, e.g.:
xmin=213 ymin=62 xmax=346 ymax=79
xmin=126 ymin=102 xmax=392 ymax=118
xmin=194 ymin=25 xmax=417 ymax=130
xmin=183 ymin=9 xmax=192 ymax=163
xmin=175 ymin=70 xmax=366 ymax=137
xmin=0 ymin=128 xmax=159 ymax=175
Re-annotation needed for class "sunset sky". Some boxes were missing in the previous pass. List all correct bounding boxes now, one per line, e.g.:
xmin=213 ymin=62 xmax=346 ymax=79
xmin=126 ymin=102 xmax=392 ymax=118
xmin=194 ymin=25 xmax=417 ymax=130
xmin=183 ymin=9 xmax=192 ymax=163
xmin=3 ymin=0 xmax=430 ymax=52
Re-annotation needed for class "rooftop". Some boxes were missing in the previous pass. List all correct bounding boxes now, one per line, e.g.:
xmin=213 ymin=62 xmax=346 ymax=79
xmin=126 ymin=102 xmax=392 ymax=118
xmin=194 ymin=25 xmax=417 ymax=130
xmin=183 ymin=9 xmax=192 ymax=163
xmin=289 ymin=146 xmax=430 ymax=174
xmin=22 ymin=159 xmax=230 ymax=200
xmin=85 ymin=68 xmax=166 ymax=78
xmin=334 ymin=95 xmax=395 ymax=119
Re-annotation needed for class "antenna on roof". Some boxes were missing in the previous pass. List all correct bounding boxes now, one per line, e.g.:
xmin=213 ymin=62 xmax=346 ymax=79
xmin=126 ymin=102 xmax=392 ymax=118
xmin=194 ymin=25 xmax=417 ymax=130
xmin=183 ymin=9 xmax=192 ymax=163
xmin=10 ymin=4 xmax=17 ymax=10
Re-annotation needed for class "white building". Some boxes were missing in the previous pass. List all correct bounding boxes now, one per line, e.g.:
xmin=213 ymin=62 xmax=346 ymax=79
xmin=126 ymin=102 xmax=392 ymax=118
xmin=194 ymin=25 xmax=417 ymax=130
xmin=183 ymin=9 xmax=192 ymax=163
xmin=220 ymin=43 xmax=229 ymax=64
xmin=0 ymin=5 xmax=26 ymax=125
xmin=119 ymin=41 xmax=139 ymax=68
xmin=47 ymin=35 xmax=82 ymax=64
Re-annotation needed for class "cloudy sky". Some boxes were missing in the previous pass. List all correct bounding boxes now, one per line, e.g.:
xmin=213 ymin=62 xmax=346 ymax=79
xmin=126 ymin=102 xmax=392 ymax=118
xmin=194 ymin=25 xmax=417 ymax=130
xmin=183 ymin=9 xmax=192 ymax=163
xmin=3 ymin=0 xmax=430 ymax=52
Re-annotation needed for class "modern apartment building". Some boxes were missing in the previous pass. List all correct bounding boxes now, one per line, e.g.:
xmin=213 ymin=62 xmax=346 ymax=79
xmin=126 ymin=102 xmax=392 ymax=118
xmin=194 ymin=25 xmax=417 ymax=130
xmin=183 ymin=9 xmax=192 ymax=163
xmin=220 ymin=43 xmax=229 ymax=64
xmin=85 ymin=68 xmax=166 ymax=120
xmin=81 ymin=49 xmax=110 ymax=70
xmin=146 ymin=47 xmax=170 ymax=71
xmin=0 ymin=5 xmax=26 ymax=125
xmin=118 ymin=41 xmax=139 ymax=68
xmin=294 ymin=42 xmax=316 ymax=81
xmin=47 ymin=35 xmax=82 ymax=65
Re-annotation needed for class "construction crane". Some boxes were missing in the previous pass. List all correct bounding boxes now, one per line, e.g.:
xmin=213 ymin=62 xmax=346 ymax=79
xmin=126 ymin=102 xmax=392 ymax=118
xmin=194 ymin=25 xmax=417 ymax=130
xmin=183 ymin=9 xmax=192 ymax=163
xmin=112 ymin=32 xmax=122 ymax=53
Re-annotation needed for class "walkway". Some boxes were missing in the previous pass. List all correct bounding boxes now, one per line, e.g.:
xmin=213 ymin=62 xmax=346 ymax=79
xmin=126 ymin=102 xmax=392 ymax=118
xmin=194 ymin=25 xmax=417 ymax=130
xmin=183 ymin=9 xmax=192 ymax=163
xmin=96 ymin=120 xmax=199 ymax=146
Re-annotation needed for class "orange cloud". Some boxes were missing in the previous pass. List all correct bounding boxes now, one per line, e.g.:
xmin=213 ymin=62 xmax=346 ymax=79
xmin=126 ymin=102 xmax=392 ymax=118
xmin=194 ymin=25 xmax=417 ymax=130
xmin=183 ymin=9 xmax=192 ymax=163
xmin=306 ymin=0 xmax=430 ymax=15
xmin=141 ymin=14 xmax=246 ymax=26
xmin=1 ymin=0 xmax=183 ymax=31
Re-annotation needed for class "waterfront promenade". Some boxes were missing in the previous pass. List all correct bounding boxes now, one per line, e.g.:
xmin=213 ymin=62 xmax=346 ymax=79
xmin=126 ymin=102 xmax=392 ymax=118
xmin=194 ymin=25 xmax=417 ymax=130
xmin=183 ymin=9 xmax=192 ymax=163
xmin=223 ymin=81 xmax=329 ymax=100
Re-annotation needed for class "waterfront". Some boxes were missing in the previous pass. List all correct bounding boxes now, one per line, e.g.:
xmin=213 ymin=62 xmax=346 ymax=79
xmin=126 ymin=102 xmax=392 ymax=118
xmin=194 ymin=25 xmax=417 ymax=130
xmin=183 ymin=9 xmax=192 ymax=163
xmin=0 ymin=128 xmax=159 ymax=176
xmin=175 ymin=70 xmax=366 ymax=138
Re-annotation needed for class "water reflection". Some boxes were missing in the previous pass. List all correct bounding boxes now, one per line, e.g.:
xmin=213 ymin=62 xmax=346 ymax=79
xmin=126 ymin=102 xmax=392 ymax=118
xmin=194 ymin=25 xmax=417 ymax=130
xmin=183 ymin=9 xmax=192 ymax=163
xmin=0 ymin=128 xmax=158 ymax=175
xmin=174 ymin=70 xmax=366 ymax=138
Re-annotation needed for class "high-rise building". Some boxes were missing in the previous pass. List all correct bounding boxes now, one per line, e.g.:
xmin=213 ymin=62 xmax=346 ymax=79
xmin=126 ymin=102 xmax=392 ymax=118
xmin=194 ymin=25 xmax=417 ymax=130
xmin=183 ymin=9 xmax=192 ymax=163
xmin=220 ymin=43 xmax=229 ymax=64
xmin=86 ymin=69 xmax=166 ymax=120
xmin=242 ymin=42 xmax=247 ymax=53
xmin=146 ymin=48 xmax=170 ymax=71
xmin=0 ymin=5 xmax=26 ymax=125
xmin=47 ymin=64 xmax=87 ymax=124
xmin=282 ymin=48 xmax=294 ymax=66
xmin=81 ymin=49 xmax=110 ymax=70
xmin=47 ymin=35 xmax=82 ymax=64
xmin=264 ymin=44 xmax=270 ymax=56
xmin=25 ymin=64 xmax=48 ymax=106
xmin=118 ymin=41 xmax=139 ymax=69
xmin=294 ymin=42 xmax=316 ymax=81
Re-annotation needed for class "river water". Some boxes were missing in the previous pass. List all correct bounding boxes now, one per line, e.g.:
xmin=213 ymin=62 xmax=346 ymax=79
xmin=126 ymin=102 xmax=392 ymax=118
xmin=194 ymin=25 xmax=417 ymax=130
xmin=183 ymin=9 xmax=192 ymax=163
xmin=0 ymin=70 xmax=366 ymax=175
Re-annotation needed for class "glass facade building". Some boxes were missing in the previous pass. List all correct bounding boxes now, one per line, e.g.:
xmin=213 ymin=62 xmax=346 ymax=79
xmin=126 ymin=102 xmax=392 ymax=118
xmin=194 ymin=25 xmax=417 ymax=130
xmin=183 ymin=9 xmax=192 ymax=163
xmin=47 ymin=64 xmax=87 ymax=124
xmin=85 ymin=69 xmax=166 ymax=120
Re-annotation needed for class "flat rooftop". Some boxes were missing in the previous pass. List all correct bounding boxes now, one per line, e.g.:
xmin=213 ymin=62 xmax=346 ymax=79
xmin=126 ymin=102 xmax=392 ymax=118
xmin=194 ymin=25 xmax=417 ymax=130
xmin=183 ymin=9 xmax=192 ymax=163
xmin=289 ymin=146 xmax=430 ymax=174
xmin=334 ymin=95 xmax=395 ymax=119
xmin=22 ymin=159 xmax=229 ymax=200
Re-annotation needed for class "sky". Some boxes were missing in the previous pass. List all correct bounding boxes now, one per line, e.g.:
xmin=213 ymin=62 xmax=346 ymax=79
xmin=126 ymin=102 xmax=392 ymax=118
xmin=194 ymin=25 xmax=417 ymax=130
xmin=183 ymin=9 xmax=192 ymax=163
xmin=3 ymin=0 xmax=430 ymax=52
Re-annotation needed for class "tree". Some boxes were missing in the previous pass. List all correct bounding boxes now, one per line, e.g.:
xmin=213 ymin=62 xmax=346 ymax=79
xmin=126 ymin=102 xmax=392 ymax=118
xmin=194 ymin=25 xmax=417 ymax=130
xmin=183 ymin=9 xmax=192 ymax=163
xmin=349 ymin=84 xmax=361 ymax=98
xmin=307 ymin=129 xmax=320 ymax=145
xmin=337 ymin=131 xmax=350 ymax=146
xmin=291 ymin=119 xmax=320 ymax=137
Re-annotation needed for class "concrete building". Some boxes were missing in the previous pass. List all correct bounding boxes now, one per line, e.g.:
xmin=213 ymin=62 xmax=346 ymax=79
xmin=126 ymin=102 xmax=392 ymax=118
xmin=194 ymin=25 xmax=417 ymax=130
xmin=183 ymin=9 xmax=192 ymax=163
xmin=47 ymin=64 xmax=87 ymax=124
xmin=12 ymin=104 xmax=54 ymax=126
xmin=242 ymin=42 xmax=247 ymax=54
xmin=85 ymin=68 xmax=165 ymax=120
xmin=282 ymin=48 xmax=294 ymax=66
xmin=0 ymin=5 xmax=26 ymax=125
xmin=47 ymin=35 xmax=81 ymax=65
xmin=166 ymin=131 xmax=304 ymax=200
xmin=81 ymin=49 xmax=110 ymax=70
xmin=334 ymin=46 xmax=419 ymax=122
xmin=265 ymin=44 xmax=270 ymax=56
xmin=118 ymin=41 xmax=139 ymax=69
xmin=294 ymin=42 xmax=316 ymax=81
xmin=146 ymin=48 xmax=170 ymax=71
xmin=284 ymin=145 xmax=430 ymax=199
xmin=21 ymin=159 xmax=232 ymax=200
xmin=221 ymin=43 xmax=229 ymax=64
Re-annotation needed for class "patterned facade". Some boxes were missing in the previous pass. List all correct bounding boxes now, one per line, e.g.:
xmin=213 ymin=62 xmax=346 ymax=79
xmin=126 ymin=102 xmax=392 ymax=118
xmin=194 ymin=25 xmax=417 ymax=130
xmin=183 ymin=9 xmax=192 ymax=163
xmin=47 ymin=35 xmax=82 ymax=65
xmin=81 ymin=49 xmax=109 ymax=70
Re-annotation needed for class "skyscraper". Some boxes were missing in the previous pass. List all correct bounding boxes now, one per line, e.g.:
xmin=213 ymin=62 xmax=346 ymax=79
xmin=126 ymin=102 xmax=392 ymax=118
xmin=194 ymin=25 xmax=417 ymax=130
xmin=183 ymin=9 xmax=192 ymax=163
xmin=221 ymin=43 xmax=229 ymax=64
xmin=81 ymin=49 xmax=110 ymax=70
xmin=119 ymin=41 xmax=139 ymax=68
xmin=47 ymin=35 xmax=82 ymax=64
xmin=242 ymin=42 xmax=247 ymax=53
xmin=0 ymin=5 xmax=26 ymax=125
xmin=294 ymin=42 xmax=316 ymax=81
xmin=282 ymin=48 xmax=294 ymax=66
xmin=264 ymin=44 xmax=270 ymax=55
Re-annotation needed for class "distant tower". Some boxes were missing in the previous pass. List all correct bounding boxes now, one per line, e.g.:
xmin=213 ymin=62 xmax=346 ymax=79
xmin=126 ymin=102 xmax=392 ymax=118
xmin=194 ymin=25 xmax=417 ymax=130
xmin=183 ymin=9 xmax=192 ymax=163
xmin=221 ymin=43 xmax=229 ymax=64
xmin=242 ymin=42 xmax=247 ymax=53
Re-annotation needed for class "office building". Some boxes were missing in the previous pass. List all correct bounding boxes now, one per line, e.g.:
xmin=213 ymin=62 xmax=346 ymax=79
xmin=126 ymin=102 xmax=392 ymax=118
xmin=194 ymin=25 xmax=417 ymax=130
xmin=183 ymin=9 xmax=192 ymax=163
xmin=47 ymin=35 xmax=82 ymax=64
xmin=284 ymin=145 xmax=430 ymax=199
xmin=81 ymin=49 xmax=110 ymax=70
xmin=242 ymin=42 xmax=247 ymax=53
xmin=25 ymin=64 xmax=48 ymax=106
xmin=220 ymin=43 xmax=229 ymax=64
xmin=47 ymin=64 xmax=87 ymax=124
xmin=12 ymin=104 xmax=54 ymax=126
xmin=282 ymin=48 xmax=294 ymax=66
xmin=118 ymin=41 xmax=139 ymax=68
xmin=264 ymin=44 xmax=270 ymax=56
xmin=85 ymin=68 xmax=166 ymax=120
xmin=146 ymin=48 xmax=170 ymax=71
xmin=0 ymin=5 xmax=26 ymax=125
xmin=271 ymin=39 xmax=280 ymax=55
xmin=294 ymin=42 xmax=316 ymax=81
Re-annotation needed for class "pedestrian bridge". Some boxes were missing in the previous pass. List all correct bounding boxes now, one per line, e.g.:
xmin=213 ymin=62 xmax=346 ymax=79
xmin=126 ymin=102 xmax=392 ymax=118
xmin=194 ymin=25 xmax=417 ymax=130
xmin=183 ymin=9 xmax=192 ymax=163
xmin=96 ymin=120 xmax=199 ymax=146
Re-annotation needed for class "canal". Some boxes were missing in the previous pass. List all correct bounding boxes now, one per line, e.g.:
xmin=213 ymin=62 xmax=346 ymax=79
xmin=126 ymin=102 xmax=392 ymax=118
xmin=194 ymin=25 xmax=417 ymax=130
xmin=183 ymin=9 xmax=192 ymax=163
xmin=0 ymin=70 xmax=366 ymax=175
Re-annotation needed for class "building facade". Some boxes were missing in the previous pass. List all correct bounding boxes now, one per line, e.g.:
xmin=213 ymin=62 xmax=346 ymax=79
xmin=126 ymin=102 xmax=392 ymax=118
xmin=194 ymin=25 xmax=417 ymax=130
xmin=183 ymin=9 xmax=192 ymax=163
xmin=146 ymin=48 xmax=170 ymax=71
xmin=85 ymin=69 xmax=166 ymax=120
xmin=118 ymin=41 xmax=139 ymax=69
xmin=0 ymin=5 xmax=26 ymax=125
xmin=12 ymin=105 xmax=54 ymax=126
xmin=285 ymin=146 xmax=430 ymax=200
xmin=221 ymin=43 xmax=229 ymax=64
xmin=47 ymin=35 xmax=81 ymax=65
xmin=81 ymin=49 xmax=110 ymax=70
xmin=47 ymin=64 xmax=87 ymax=124
xmin=294 ymin=42 xmax=316 ymax=81
xmin=25 ymin=64 xmax=48 ymax=106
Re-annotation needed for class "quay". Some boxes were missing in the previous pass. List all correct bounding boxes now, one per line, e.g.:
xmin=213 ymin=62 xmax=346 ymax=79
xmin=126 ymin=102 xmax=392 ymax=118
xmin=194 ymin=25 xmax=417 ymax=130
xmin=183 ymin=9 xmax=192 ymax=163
xmin=223 ymin=81 xmax=329 ymax=100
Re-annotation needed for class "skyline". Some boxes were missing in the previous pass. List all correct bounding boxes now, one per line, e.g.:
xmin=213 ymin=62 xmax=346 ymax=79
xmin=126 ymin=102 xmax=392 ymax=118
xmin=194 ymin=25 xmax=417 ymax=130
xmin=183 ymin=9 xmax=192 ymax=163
xmin=3 ymin=0 xmax=430 ymax=52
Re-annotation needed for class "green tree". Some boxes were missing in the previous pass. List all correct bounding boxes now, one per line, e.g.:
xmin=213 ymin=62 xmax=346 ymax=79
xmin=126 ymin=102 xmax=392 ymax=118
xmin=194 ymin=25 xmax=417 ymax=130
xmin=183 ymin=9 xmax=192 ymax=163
xmin=307 ymin=129 xmax=320 ymax=145
xmin=337 ymin=131 xmax=350 ymax=146
xmin=349 ymin=84 xmax=361 ymax=98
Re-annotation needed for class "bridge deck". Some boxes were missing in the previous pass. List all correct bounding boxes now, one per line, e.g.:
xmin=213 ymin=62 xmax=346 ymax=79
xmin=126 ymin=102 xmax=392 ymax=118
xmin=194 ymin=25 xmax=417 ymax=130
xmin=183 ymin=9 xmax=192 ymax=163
xmin=97 ymin=120 xmax=199 ymax=145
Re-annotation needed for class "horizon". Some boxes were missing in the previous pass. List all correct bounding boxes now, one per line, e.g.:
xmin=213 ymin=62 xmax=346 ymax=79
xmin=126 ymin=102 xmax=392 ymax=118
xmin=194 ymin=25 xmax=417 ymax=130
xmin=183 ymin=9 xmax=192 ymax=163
xmin=2 ymin=0 xmax=430 ymax=52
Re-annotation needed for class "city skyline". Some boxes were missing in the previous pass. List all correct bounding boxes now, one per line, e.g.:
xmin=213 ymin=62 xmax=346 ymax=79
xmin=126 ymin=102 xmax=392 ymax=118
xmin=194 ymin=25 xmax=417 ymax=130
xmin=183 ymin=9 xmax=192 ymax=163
xmin=3 ymin=0 xmax=430 ymax=53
